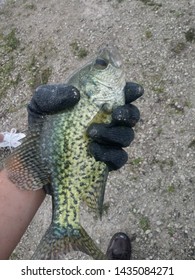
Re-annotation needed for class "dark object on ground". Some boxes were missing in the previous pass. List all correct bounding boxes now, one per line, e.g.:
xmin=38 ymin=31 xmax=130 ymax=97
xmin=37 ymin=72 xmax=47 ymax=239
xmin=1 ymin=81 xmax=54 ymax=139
xmin=106 ymin=232 xmax=132 ymax=260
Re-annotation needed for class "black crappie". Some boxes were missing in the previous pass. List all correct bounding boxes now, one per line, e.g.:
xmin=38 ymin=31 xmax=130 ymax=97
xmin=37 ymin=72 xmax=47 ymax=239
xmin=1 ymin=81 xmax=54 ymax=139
xmin=5 ymin=46 xmax=126 ymax=259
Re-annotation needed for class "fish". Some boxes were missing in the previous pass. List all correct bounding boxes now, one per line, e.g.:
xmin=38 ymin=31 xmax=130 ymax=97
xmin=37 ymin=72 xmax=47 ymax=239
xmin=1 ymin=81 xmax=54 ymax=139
xmin=5 ymin=45 xmax=126 ymax=259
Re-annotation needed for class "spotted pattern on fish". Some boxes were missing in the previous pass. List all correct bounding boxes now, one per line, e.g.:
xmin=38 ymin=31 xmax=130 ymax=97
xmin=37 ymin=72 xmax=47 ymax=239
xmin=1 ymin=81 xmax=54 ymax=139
xmin=5 ymin=46 xmax=126 ymax=259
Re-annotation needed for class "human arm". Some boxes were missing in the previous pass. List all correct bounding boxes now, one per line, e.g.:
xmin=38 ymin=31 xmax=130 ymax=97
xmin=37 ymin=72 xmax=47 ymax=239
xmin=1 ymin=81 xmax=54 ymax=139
xmin=0 ymin=169 xmax=45 ymax=259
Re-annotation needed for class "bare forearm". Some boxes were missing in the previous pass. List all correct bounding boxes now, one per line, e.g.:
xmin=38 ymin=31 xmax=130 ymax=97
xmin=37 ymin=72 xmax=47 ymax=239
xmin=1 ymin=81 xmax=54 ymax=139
xmin=0 ymin=169 xmax=45 ymax=259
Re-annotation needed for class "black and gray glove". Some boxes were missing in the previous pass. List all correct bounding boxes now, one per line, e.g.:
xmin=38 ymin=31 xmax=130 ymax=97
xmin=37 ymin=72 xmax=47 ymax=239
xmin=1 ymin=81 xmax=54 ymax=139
xmin=87 ymin=82 xmax=143 ymax=171
xmin=28 ymin=82 xmax=143 ymax=173
xmin=28 ymin=84 xmax=80 ymax=127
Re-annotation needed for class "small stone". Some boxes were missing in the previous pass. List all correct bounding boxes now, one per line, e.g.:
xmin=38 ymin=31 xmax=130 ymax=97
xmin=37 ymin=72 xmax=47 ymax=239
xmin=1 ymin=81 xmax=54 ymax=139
xmin=156 ymin=220 xmax=162 ymax=226
xmin=145 ymin=229 xmax=151 ymax=235
xmin=156 ymin=227 xmax=161 ymax=233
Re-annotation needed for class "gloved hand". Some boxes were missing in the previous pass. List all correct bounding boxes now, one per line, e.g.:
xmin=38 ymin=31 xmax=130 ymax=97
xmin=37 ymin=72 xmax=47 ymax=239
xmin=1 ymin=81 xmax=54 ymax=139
xmin=28 ymin=84 xmax=80 ymax=127
xmin=87 ymin=82 xmax=143 ymax=171
xmin=28 ymin=82 xmax=143 ymax=186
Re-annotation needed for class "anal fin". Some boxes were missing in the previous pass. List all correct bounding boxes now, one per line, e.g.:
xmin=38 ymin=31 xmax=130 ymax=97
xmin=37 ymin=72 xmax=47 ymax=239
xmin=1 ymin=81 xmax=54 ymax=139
xmin=82 ymin=165 xmax=108 ymax=218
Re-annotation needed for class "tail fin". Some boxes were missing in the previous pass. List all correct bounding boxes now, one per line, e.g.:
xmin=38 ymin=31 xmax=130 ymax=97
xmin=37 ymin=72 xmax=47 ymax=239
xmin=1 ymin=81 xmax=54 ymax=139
xmin=31 ymin=225 xmax=106 ymax=260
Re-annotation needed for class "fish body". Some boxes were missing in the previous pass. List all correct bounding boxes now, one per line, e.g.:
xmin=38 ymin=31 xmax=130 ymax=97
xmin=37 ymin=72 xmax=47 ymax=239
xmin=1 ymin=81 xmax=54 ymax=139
xmin=5 ymin=46 xmax=126 ymax=259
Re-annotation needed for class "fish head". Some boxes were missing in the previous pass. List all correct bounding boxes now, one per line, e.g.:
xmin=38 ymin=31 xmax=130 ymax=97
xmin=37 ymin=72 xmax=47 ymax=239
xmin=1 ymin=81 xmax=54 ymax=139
xmin=87 ymin=45 xmax=126 ymax=113
xmin=94 ymin=45 xmax=123 ymax=69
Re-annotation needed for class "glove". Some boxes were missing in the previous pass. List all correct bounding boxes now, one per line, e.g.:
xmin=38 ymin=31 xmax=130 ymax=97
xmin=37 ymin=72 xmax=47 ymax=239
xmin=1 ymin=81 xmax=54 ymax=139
xmin=27 ymin=84 xmax=80 ymax=127
xmin=87 ymin=82 xmax=144 ymax=171
xmin=28 ymin=82 xmax=143 ymax=193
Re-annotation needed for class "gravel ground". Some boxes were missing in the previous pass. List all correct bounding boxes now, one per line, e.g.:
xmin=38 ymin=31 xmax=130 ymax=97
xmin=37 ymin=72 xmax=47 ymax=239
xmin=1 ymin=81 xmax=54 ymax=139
xmin=0 ymin=0 xmax=194 ymax=260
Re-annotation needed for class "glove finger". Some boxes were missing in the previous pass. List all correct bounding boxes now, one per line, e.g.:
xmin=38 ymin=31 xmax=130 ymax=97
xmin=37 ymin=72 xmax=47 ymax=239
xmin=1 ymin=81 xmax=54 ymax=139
xmin=89 ymin=142 xmax=128 ymax=171
xmin=28 ymin=84 xmax=80 ymax=115
xmin=124 ymin=82 xmax=144 ymax=104
xmin=87 ymin=124 xmax=134 ymax=147
xmin=112 ymin=104 xmax=140 ymax=127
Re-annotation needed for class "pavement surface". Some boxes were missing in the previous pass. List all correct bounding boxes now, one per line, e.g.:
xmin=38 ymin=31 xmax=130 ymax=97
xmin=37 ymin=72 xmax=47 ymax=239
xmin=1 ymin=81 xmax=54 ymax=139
xmin=0 ymin=0 xmax=194 ymax=259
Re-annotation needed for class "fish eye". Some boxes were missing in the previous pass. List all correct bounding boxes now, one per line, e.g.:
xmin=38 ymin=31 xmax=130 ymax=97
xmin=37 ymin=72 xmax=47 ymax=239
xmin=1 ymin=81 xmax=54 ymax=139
xmin=94 ymin=58 xmax=108 ymax=70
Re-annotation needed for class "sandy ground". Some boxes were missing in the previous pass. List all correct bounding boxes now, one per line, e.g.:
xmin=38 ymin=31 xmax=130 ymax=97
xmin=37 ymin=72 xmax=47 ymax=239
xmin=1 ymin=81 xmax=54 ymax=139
xmin=0 ymin=0 xmax=194 ymax=260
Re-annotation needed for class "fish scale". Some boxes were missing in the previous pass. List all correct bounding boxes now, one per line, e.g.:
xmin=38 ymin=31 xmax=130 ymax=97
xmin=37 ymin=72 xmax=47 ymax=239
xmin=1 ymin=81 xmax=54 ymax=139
xmin=5 ymin=46 xmax=126 ymax=259
xmin=43 ymin=99 xmax=108 ymax=232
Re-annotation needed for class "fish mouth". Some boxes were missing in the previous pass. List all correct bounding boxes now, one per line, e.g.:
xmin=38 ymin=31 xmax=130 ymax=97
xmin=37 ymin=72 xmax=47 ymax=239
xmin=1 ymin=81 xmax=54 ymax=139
xmin=96 ymin=45 xmax=122 ymax=69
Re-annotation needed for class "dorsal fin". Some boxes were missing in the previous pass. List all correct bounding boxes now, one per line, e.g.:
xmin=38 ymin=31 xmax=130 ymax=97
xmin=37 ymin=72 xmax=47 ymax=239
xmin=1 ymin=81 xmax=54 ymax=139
xmin=4 ymin=128 xmax=50 ymax=190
